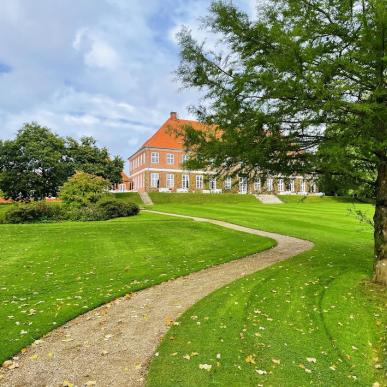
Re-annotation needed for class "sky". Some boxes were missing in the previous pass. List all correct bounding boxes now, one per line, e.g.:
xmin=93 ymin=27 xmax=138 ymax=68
xmin=0 ymin=0 xmax=258 ymax=162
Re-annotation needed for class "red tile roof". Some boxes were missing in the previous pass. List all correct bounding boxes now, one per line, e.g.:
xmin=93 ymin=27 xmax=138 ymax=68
xmin=141 ymin=113 xmax=207 ymax=150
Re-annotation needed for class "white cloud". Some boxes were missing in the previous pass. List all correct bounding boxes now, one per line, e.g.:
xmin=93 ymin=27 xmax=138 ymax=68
xmin=1 ymin=0 xmax=261 ymax=164
xmin=73 ymin=28 xmax=121 ymax=70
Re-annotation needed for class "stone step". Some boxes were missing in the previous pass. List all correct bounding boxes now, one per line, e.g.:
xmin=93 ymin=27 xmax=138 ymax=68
xmin=255 ymin=194 xmax=283 ymax=204
xmin=139 ymin=192 xmax=154 ymax=205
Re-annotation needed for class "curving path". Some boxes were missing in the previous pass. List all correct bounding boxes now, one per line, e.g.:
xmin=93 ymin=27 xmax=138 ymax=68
xmin=0 ymin=211 xmax=313 ymax=387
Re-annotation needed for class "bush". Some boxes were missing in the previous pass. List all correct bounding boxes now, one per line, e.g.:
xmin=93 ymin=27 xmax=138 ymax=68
xmin=59 ymin=172 xmax=110 ymax=206
xmin=63 ymin=204 xmax=107 ymax=222
xmin=4 ymin=202 xmax=63 ymax=224
xmin=2 ymin=198 xmax=139 ymax=224
xmin=63 ymin=199 xmax=139 ymax=222
xmin=96 ymin=198 xmax=140 ymax=219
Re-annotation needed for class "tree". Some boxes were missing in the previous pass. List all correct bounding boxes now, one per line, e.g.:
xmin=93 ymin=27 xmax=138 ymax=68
xmin=176 ymin=0 xmax=387 ymax=284
xmin=66 ymin=136 xmax=123 ymax=185
xmin=59 ymin=171 xmax=110 ymax=206
xmin=0 ymin=123 xmax=70 ymax=200
xmin=0 ymin=123 xmax=124 ymax=200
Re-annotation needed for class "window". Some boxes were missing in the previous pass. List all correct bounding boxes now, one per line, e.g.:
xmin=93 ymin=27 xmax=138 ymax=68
xmin=182 ymin=154 xmax=189 ymax=163
xmin=196 ymin=175 xmax=203 ymax=189
xmin=182 ymin=174 xmax=189 ymax=189
xmin=267 ymin=178 xmax=273 ymax=191
xmin=290 ymin=179 xmax=295 ymax=192
xmin=312 ymin=181 xmax=318 ymax=193
xmin=301 ymin=179 xmax=306 ymax=192
xmin=224 ymin=176 xmax=232 ymax=190
xmin=239 ymin=177 xmax=248 ymax=194
xmin=166 ymin=173 xmax=174 ymax=188
xmin=254 ymin=178 xmax=261 ymax=192
xmin=167 ymin=153 xmax=174 ymax=165
xmin=209 ymin=178 xmax=217 ymax=190
xmin=151 ymin=173 xmax=159 ymax=188
xmin=278 ymin=179 xmax=284 ymax=192
xmin=151 ymin=152 xmax=159 ymax=164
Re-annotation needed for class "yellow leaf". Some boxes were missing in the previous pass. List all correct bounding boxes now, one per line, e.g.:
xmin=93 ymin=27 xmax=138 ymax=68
xmin=245 ymin=355 xmax=256 ymax=364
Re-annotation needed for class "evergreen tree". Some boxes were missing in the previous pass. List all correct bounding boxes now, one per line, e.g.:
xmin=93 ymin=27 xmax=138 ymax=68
xmin=177 ymin=0 xmax=387 ymax=284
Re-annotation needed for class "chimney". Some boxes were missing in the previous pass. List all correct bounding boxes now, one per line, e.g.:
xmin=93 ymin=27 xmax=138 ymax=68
xmin=170 ymin=112 xmax=177 ymax=120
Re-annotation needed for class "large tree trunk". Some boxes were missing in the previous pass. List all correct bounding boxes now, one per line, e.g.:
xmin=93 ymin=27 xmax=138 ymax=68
xmin=373 ymin=159 xmax=387 ymax=285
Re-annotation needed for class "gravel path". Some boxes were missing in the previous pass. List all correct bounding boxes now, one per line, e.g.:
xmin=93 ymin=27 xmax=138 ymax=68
xmin=0 ymin=211 xmax=313 ymax=387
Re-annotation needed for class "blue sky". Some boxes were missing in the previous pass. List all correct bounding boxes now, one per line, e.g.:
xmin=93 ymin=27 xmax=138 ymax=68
xmin=0 ymin=0 xmax=257 ymax=161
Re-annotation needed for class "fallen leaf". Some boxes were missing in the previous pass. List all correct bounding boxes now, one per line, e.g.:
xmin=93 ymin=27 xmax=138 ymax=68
xmin=306 ymin=357 xmax=317 ymax=363
xmin=199 ymin=364 xmax=212 ymax=371
xmin=245 ymin=355 xmax=256 ymax=365
xmin=256 ymin=369 xmax=267 ymax=375
xmin=164 ymin=316 xmax=174 ymax=326
xmin=272 ymin=358 xmax=281 ymax=365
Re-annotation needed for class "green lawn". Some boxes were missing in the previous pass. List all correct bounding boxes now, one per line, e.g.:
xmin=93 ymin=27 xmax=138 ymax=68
xmin=147 ymin=198 xmax=387 ymax=386
xmin=111 ymin=192 xmax=142 ymax=205
xmin=0 ymin=212 xmax=273 ymax=363
xmin=150 ymin=192 xmax=258 ymax=204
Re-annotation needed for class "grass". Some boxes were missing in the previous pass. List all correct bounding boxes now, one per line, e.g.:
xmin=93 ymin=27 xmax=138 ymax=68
xmin=149 ymin=192 xmax=258 ymax=204
xmin=147 ymin=198 xmax=387 ymax=386
xmin=0 ymin=212 xmax=273 ymax=364
xmin=111 ymin=192 xmax=142 ymax=205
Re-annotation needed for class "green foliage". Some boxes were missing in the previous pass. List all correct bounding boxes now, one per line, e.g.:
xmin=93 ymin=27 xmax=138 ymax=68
xmin=96 ymin=197 xmax=140 ymax=218
xmin=0 ymin=123 xmax=71 ymax=201
xmin=176 ymin=0 xmax=386 ymax=191
xmin=59 ymin=172 xmax=110 ymax=206
xmin=0 ymin=213 xmax=271 ymax=363
xmin=4 ymin=202 xmax=63 ymax=224
xmin=66 ymin=136 xmax=123 ymax=185
xmin=0 ymin=122 xmax=124 ymax=201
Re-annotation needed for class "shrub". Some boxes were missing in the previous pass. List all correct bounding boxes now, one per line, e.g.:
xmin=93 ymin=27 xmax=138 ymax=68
xmin=59 ymin=172 xmax=110 ymax=206
xmin=4 ymin=202 xmax=63 ymax=224
xmin=63 ymin=204 xmax=107 ymax=222
xmin=96 ymin=198 xmax=140 ymax=219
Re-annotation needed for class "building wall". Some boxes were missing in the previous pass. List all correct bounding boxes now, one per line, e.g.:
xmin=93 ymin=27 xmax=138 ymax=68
xmin=129 ymin=148 xmax=187 ymax=176
xmin=135 ymin=172 xmax=317 ymax=194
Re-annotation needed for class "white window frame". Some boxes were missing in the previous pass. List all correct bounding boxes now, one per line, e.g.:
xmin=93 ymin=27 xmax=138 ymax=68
xmin=290 ymin=179 xmax=295 ymax=192
xmin=239 ymin=177 xmax=248 ymax=194
xmin=224 ymin=176 xmax=232 ymax=190
xmin=301 ymin=179 xmax=306 ymax=192
xmin=182 ymin=174 xmax=189 ymax=189
xmin=182 ymin=154 xmax=189 ymax=163
xmin=166 ymin=173 xmax=174 ymax=188
xmin=267 ymin=178 xmax=273 ymax=192
xmin=278 ymin=179 xmax=284 ymax=192
xmin=150 ymin=173 xmax=159 ymax=188
xmin=196 ymin=175 xmax=203 ymax=189
xmin=151 ymin=152 xmax=159 ymax=164
xmin=166 ymin=153 xmax=174 ymax=165
xmin=254 ymin=178 xmax=261 ymax=192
